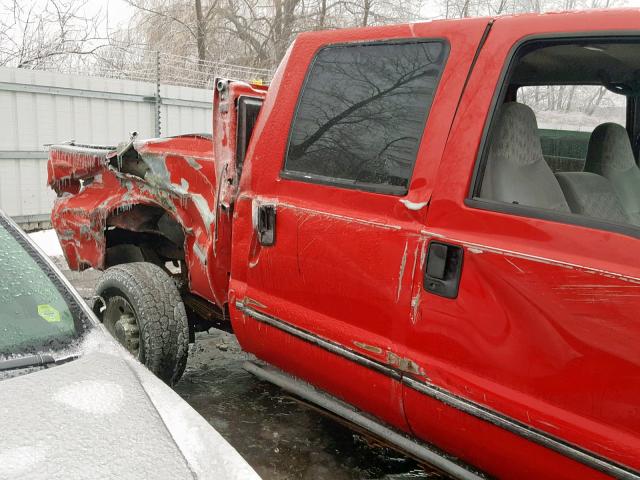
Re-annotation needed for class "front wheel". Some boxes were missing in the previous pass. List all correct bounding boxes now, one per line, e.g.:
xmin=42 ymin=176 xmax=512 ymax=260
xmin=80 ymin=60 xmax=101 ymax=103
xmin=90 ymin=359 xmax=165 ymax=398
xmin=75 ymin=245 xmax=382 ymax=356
xmin=94 ymin=262 xmax=189 ymax=385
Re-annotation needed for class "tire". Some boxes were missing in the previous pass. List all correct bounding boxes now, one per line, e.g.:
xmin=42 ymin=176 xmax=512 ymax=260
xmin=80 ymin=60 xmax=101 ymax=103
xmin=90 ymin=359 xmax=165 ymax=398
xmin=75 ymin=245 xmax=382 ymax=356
xmin=94 ymin=262 xmax=189 ymax=385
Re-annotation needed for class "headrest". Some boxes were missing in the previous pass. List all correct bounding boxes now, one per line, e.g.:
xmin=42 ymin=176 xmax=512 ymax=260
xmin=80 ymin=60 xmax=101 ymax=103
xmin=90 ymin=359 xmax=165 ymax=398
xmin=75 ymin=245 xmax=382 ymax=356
xmin=487 ymin=102 xmax=543 ymax=167
xmin=585 ymin=123 xmax=635 ymax=175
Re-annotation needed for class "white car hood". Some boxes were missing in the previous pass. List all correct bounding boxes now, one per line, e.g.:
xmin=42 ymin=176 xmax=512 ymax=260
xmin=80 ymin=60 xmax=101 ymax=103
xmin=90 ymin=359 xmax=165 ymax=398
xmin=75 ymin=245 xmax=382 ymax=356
xmin=0 ymin=331 xmax=260 ymax=480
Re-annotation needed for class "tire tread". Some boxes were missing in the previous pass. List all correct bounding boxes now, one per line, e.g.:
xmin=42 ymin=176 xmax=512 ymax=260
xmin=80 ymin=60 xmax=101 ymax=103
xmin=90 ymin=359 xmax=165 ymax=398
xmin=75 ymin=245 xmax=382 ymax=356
xmin=96 ymin=262 xmax=189 ymax=385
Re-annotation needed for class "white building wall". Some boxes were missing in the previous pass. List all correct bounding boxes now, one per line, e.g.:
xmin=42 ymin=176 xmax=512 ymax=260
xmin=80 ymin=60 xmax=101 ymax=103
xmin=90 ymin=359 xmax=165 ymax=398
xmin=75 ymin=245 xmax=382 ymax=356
xmin=0 ymin=67 xmax=213 ymax=227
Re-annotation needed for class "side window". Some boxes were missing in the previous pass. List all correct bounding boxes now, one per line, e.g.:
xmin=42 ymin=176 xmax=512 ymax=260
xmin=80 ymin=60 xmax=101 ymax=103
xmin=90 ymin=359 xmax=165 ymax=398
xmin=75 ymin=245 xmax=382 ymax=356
xmin=284 ymin=41 xmax=448 ymax=194
xmin=475 ymin=39 xmax=640 ymax=231
xmin=517 ymin=86 xmax=627 ymax=172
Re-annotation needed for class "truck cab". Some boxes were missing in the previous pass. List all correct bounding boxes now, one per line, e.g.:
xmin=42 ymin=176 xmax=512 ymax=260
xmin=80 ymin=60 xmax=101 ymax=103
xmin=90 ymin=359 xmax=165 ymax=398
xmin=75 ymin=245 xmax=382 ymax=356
xmin=48 ymin=9 xmax=640 ymax=479
xmin=229 ymin=10 xmax=640 ymax=479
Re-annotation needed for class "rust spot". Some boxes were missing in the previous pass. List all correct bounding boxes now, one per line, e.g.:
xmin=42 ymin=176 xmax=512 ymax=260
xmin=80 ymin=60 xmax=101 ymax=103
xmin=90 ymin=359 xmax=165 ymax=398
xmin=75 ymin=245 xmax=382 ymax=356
xmin=386 ymin=351 xmax=425 ymax=375
xmin=353 ymin=341 xmax=383 ymax=355
xmin=243 ymin=297 xmax=268 ymax=309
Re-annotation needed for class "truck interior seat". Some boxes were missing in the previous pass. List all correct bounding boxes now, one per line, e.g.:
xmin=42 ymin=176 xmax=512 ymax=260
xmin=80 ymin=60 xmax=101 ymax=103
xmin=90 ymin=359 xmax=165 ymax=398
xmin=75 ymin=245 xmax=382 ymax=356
xmin=555 ymin=172 xmax=629 ymax=224
xmin=480 ymin=102 xmax=571 ymax=213
xmin=584 ymin=122 xmax=640 ymax=225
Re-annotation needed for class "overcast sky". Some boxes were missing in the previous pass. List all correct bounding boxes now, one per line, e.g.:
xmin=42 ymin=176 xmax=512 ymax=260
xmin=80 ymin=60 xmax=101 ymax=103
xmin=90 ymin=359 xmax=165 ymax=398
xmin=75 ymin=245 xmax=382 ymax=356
xmin=82 ymin=0 xmax=640 ymax=33
xmin=99 ymin=0 xmax=134 ymax=31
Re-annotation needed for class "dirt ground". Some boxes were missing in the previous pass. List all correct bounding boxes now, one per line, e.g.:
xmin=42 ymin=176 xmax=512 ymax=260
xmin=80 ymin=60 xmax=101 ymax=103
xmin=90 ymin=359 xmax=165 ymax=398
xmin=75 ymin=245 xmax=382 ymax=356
xmin=59 ymin=261 xmax=440 ymax=480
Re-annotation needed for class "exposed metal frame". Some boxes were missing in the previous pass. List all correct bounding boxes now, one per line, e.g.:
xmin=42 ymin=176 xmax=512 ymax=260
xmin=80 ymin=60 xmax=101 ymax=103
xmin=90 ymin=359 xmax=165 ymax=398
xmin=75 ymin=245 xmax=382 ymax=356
xmin=236 ymin=302 xmax=640 ymax=480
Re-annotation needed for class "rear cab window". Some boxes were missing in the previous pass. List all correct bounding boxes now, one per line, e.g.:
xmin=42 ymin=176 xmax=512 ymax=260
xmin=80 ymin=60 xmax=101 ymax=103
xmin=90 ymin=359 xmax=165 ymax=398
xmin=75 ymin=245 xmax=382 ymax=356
xmin=473 ymin=38 xmax=640 ymax=234
xmin=517 ymin=85 xmax=627 ymax=172
xmin=283 ymin=40 xmax=449 ymax=195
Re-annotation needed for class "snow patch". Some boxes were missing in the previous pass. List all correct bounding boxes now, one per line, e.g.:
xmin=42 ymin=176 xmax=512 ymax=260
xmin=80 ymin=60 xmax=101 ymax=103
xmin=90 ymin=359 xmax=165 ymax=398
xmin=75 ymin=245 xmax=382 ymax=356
xmin=400 ymin=199 xmax=428 ymax=211
xmin=28 ymin=229 xmax=63 ymax=257
xmin=135 ymin=362 xmax=260 ymax=479
xmin=535 ymin=108 xmax=626 ymax=132
xmin=0 ymin=445 xmax=48 ymax=476
xmin=54 ymin=380 xmax=124 ymax=415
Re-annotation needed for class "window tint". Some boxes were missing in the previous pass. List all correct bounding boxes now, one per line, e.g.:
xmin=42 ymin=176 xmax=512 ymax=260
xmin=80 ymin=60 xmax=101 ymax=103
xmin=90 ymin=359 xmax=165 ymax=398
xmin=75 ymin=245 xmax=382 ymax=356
xmin=517 ymin=85 xmax=627 ymax=172
xmin=284 ymin=41 xmax=447 ymax=193
xmin=236 ymin=96 xmax=262 ymax=176
xmin=476 ymin=40 xmax=640 ymax=233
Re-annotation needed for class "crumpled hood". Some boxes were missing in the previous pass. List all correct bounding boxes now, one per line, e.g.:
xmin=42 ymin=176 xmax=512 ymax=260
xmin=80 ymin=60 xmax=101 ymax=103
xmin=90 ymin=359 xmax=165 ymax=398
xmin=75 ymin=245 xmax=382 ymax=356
xmin=0 ymin=332 xmax=259 ymax=480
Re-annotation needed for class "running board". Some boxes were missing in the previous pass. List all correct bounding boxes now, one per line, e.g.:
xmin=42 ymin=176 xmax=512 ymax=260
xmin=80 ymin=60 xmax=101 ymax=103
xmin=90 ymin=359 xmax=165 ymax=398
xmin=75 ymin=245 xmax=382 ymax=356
xmin=243 ymin=361 xmax=486 ymax=480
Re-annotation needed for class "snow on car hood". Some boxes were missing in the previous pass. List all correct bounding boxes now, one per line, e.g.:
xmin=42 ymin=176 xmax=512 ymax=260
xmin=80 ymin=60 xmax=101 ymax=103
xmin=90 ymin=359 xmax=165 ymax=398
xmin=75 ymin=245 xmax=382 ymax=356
xmin=0 ymin=330 xmax=260 ymax=480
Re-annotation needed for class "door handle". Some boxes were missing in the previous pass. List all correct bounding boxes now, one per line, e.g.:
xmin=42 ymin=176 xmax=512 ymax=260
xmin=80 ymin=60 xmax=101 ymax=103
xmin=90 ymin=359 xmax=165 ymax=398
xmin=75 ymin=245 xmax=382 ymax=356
xmin=424 ymin=241 xmax=463 ymax=299
xmin=256 ymin=204 xmax=276 ymax=246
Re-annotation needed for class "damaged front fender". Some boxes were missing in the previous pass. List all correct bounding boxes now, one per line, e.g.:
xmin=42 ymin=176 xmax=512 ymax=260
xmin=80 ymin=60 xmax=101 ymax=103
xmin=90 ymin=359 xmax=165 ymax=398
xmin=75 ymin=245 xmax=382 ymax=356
xmin=47 ymin=79 xmax=268 ymax=311
xmin=48 ymin=134 xmax=225 ymax=306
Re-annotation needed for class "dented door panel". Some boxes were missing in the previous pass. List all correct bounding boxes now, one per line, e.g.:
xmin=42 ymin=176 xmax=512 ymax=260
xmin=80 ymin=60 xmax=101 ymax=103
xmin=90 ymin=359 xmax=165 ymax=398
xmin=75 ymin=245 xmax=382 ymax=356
xmin=399 ymin=10 xmax=640 ymax=479
xmin=404 ymin=226 xmax=640 ymax=478
xmin=229 ymin=19 xmax=491 ymax=433
xmin=232 ymin=193 xmax=419 ymax=429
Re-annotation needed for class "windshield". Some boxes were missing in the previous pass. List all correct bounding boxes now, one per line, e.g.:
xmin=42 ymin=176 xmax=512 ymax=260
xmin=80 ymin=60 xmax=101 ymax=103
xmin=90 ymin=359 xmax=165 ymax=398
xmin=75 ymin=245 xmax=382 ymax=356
xmin=0 ymin=216 xmax=89 ymax=356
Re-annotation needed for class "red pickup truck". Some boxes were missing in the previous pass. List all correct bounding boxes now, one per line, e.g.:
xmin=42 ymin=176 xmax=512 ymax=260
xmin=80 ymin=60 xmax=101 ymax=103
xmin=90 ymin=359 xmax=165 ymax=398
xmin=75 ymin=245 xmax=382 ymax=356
xmin=47 ymin=9 xmax=640 ymax=479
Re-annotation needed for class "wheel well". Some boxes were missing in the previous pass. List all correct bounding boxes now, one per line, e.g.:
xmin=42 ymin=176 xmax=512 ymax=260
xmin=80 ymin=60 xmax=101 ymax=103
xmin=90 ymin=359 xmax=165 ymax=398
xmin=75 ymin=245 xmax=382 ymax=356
xmin=103 ymin=204 xmax=231 ymax=337
xmin=104 ymin=204 xmax=186 ymax=270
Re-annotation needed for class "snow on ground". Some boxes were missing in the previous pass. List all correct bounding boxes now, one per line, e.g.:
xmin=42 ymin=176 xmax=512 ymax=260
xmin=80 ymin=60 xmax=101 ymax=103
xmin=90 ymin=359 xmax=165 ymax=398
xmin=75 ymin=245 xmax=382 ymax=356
xmin=28 ymin=229 xmax=63 ymax=257
xmin=535 ymin=108 xmax=626 ymax=132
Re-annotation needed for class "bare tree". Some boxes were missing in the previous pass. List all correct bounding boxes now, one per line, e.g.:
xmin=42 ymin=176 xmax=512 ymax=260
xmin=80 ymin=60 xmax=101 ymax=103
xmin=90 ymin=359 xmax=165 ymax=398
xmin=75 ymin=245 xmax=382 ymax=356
xmin=441 ymin=0 xmax=624 ymax=18
xmin=124 ymin=0 xmax=220 ymax=65
xmin=0 ymin=0 xmax=110 ymax=68
xmin=120 ymin=0 xmax=423 ymax=70
xmin=219 ymin=0 xmax=302 ymax=67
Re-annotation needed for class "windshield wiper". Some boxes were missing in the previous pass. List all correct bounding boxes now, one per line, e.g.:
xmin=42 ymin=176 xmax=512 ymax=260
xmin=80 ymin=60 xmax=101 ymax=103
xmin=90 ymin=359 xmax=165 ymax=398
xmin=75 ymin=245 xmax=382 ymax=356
xmin=0 ymin=354 xmax=61 ymax=372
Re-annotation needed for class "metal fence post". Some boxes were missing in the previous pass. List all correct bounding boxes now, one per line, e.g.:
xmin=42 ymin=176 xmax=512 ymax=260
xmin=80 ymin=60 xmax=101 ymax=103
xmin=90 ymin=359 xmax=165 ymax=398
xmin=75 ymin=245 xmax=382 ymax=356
xmin=1 ymin=55 xmax=276 ymax=228
xmin=155 ymin=51 xmax=161 ymax=137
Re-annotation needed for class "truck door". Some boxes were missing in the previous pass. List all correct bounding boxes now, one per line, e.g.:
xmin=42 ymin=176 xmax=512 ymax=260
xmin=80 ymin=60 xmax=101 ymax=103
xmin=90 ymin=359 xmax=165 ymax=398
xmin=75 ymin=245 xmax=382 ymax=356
xmin=229 ymin=20 xmax=490 ymax=431
xmin=400 ymin=11 xmax=640 ymax=480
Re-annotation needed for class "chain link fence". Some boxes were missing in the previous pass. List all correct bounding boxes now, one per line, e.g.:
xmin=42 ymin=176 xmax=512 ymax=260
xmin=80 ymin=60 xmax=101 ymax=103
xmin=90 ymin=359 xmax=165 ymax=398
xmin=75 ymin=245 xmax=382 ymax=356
xmin=29 ymin=44 xmax=274 ymax=89
xmin=2 ymin=45 xmax=274 ymax=228
xmin=1 ymin=45 xmax=275 ymax=228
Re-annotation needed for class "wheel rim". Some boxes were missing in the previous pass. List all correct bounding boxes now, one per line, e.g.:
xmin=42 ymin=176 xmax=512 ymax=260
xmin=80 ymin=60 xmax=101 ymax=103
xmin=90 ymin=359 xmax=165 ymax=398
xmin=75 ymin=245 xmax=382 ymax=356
xmin=103 ymin=295 xmax=142 ymax=359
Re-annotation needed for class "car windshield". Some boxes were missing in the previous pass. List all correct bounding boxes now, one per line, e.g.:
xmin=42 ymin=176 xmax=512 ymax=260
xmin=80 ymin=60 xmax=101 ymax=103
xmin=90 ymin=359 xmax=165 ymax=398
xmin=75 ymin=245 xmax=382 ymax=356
xmin=0 ymin=217 xmax=88 ymax=356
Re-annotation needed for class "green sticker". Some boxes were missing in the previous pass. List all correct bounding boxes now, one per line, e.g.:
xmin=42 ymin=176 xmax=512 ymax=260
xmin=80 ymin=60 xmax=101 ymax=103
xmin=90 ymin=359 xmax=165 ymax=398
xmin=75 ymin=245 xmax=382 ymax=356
xmin=38 ymin=304 xmax=61 ymax=323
